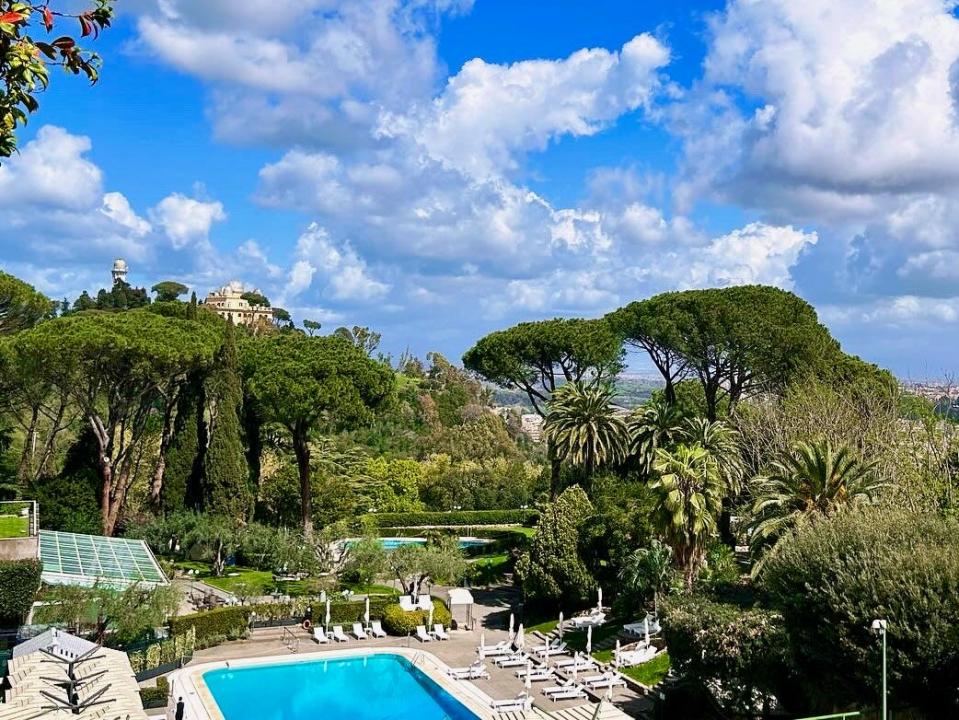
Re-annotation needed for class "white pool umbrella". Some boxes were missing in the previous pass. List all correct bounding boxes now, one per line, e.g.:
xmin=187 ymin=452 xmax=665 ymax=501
xmin=325 ymin=597 xmax=331 ymax=632
xmin=364 ymin=597 xmax=371 ymax=628
xmin=572 ymin=653 xmax=578 ymax=681
xmin=558 ymin=611 xmax=564 ymax=641
xmin=644 ymin=617 xmax=651 ymax=647
xmin=525 ymin=661 xmax=532 ymax=691
xmin=544 ymin=642 xmax=550 ymax=665
xmin=515 ymin=623 xmax=525 ymax=651
xmin=614 ymin=640 xmax=621 ymax=669
xmin=479 ymin=633 xmax=486 ymax=659
xmin=597 ymin=587 xmax=603 ymax=611
xmin=508 ymin=613 xmax=514 ymax=638
xmin=586 ymin=625 xmax=593 ymax=655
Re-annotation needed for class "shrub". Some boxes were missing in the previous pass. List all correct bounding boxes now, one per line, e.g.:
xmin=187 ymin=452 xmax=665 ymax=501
xmin=0 ymin=558 xmax=42 ymax=624
xmin=762 ymin=507 xmax=959 ymax=715
xmin=139 ymin=676 xmax=169 ymax=708
xmin=662 ymin=594 xmax=790 ymax=716
xmin=169 ymin=606 xmax=250 ymax=646
xmin=381 ymin=600 xmax=452 ymax=635
xmin=369 ymin=509 xmax=538 ymax=528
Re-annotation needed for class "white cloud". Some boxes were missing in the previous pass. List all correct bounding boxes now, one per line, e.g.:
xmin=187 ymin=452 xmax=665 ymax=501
xmin=149 ymin=193 xmax=226 ymax=248
xmin=238 ymin=239 xmax=283 ymax=278
xmin=283 ymin=223 xmax=390 ymax=302
xmin=380 ymin=33 xmax=669 ymax=179
xmin=101 ymin=192 xmax=152 ymax=237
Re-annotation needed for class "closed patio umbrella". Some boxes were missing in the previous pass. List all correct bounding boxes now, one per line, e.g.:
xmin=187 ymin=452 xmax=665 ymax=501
xmin=515 ymin=623 xmax=525 ymax=651
xmin=614 ymin=639 xmax=621 ymax=669
xmin=508 ymin=613 xmax=514 ymax=639
xmin=558 ymin=611 xmax=564 ymax=641
xmin=597 ymin=587 xmax=603 ymax=611
xmin=586 ymin=625 xmax=593 ymax=655
xmin=325 ymin=597 xmax=331 ymax=633
xmin=572 ymin=653 xmax=579 ymax=681
xmin=644 ymin=617 xmax=651 ymax=647
xmin=479 ymin=632 xmax=486 ymax=659
xmin=544 ymin=642 xmax=550 ymax=665
xmin=525 ymin=661 xmax=532 ymax=691
xmin=364 ymin=597 xmax=371 ymax=629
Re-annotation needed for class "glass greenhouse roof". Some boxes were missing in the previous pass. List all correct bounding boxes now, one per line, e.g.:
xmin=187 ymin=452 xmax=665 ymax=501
xmin=38 ymin=530 xmax=168 ymax=588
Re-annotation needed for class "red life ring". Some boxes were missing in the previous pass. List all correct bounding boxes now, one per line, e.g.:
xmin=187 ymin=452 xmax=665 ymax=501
xmin=303 ymin=619 xmax=312 ymax=630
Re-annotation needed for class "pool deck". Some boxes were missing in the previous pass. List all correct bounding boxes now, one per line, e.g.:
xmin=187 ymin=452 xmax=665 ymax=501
xmin=168 ymin=625 xmax=652 ymax=719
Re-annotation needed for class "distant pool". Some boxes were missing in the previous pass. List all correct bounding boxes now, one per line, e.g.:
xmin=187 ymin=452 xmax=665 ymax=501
xmin=378 ymin=537 xmax=490 ymax=550
xmin=203 ymin=653 xmax=480 ymax=720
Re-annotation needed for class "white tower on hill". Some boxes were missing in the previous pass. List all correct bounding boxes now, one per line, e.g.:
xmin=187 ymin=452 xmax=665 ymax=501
xmin=111 ymin=258 xmax=129 ymax=285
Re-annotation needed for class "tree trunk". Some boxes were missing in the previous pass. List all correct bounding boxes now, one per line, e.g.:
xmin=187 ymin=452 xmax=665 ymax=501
xmin=16 ymin=406 xmax=39 ymax=481
xmin=663 ymin=379 xmax=676 ymax=405
xmin=149 ymin=400 xmax=178 ymax=509
xmin=292 ymin=429 xmax=313 ymax=539
xmin=548 ymin=440 xmax=562 ymax=499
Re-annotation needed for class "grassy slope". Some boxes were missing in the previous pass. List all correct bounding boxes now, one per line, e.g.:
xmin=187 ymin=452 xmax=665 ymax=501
xmin=0 ymin=514 xmax=29 ymax=538
xmin=176 ymin=561 xmax=397 ymax=598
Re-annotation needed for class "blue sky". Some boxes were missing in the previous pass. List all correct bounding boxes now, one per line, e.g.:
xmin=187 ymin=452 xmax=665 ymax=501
xmin=1 ymin=0 xmax=958 ymax=378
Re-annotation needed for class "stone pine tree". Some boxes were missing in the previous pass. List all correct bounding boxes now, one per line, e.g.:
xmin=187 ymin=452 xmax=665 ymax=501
xmin=204 ymin=321 xmax=252 ymax=520
xmin=159 ymin=379 xmax=203 ymax=514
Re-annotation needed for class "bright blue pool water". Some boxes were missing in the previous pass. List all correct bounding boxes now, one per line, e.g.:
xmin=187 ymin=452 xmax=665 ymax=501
xmin=204 ymin=654 xmax=480 ymax=720
xmin=375 ymin=537 xmax=490 ymax=550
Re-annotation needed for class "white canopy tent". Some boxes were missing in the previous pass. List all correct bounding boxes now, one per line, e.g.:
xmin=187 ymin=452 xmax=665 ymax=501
xmin=447 ymin=588 xmax=475 ymax=630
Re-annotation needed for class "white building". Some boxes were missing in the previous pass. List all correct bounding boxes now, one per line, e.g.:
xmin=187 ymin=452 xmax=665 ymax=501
xmin=202 ymin=281 xmax=275 ymax=327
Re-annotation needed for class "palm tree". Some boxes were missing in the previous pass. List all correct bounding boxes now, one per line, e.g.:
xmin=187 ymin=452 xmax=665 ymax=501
xmin=650 ymin=442 xmax=725 ymax=587
xmin=627 ymin=398 xmax=685 ymax=476
xmin=619 ymin=539 xmax=674 ymax=615
xmin=747 ymin=439 xmax=883 ymax=573
xmin=543 ymin=382 xmax=629 ymax=478
xmin=682 ymin=417 xmax=745 ymax=494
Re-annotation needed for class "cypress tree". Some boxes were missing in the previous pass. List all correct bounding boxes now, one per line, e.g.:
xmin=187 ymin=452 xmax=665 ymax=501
xmin=204 ymin=321 xmax=252 ymax=520
xmin=161 ymin=376 xmax=204 ymax=514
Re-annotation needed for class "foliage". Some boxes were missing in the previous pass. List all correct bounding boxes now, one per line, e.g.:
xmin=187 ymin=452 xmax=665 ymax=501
xmin=240 ymin=291 xmax=270 ymax=308
xmin=381 ymin=600 xmax=451 ymax=635
xmin=242 ymin=333 xmax=394 ymax=536
xmin=662 ymin=594 xmax=791 ymax=716
xmin=611 ymin=286 xmax=839 ymax=420
xmin=0 ymin=270 xmax=51 ymax=334
xmin=416 ymin=454 xmax=543 ymax=511
xmin=619 ymin=652 xmax=671 ymax=686
xmin=160 ymin=375 xmax=203 ymax=514
xmin=747 ymin=439 xmax=883 ymax=573
xmin=367 ymin=508 xmax=539 ymax=528
xmin=333 ymin=325 xmax=381 ymax=356
xmin=762 ymin=507 xmax=959 ymax=714
xmin=169 ymin=605 xmax=249 ymax=646
xmin=515 ymin=485 xmax=594 ymax=605
xmin=204 ymin=322 xmax=252 ymax=520
xmin=341 ymin=535 xmax=387 ymax=586
xmin=385 ymin=536 xmax=468 ymax=595
xmin=543 ymin=382 xmax=628 ymax=478
xmin=0 ymin=1 xmax=114 ymax=158
xmin=35 ymin=583 xmax=181 ymax=645
xmin=618 ymin=539 xmax=674 ymax=614
xmin=0 ymin=558 xmax=41 ymax=623
xmin=650 ymin=443 xmax=725 ymax=586
xmin=363 ymin=457 xmax=424 ymax=512
xmin=28 ymin=469 xmax=100 ymax=534
xmin=139 ymin=676 xmax=170 ymax=706
xmin=151 ymin=281 xmax=188 ymax=302
xmin=8 ymin=310 xmax=222 ymax=534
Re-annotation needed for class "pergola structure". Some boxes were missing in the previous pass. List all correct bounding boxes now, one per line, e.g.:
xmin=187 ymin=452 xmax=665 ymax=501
xmin=447 ymin=588 xmax=475 ymax=631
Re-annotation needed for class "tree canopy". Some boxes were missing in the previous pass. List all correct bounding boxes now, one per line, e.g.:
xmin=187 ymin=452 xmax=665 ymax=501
xmin=0 ymin=1 xmax=114 ymax=158
xmin=243 ymin=333 xmax=394 ymax=537
xmin=151 ymin=281 xmax=189 ymax=302
xmin=0 ymin=271 xmax=52 ymax=334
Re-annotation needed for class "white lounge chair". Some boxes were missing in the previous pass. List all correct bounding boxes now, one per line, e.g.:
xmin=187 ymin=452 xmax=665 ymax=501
xmin=432 ymin=623 xmax=450 ymax=640
xmin=494 ymin=654 xmax=528 ymax=668
xmin=542 ymin=679 xmax=577 ymax=696
xmin=515 ymin=666 xmax=554 ymax=682
xmin=548 ymin=686 xmax=587 ymax=702
xmin=586 ymin=673 xmax=627 ymax=689
xmin=370 ymin=620 xmax=387 ymax=638
xmin=554 ymin=655 xmax=596 ymax=670
xmin=313 ymin=627 xmax=329 ymax=644
xmin=415 ymin=625 xmax=433 ymax=642
xmin=570 ymin=611 xmax=606 ymax=628
xmin=533 ymin=640 xmax=567 ymax=656
xmin=448 ymin=663 xmax=490 ymax=680
xmin=399 ymin=595 xmax=416 ymax=612
xmin=617 ymin=646 xmax=659 ymax=667
xmin=478 ymin=641 xmax=512 ymax=656
xmin=331 ymin=625 xmax=349 ymax=642
xmin=490 ymin=695 xmax=532 ymax=712
xmin=352 ymin=623 xmax=368 ymax=640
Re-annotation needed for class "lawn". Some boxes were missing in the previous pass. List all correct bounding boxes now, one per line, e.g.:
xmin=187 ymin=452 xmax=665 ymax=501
xmin=619 ymin=652 xmax=671 ymax=686
xmin=0 ymin=514 xmax=29 ymax=538
xmin=176 ymin=562 xmax=398 ymax=598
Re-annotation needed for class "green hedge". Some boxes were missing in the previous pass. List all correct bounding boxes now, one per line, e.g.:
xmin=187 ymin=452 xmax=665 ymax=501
xmin=140 ymin=677 xmax=168 ymax=708
xmin=0 ymin=559 xmax=42 ymax=624
xmin=381 ymin=600 xmax=452 ymax=635
xmin=169 ymin=606 xmax=249 ymax=646
xmin=370 ymin=509 xmax=538 ymax=528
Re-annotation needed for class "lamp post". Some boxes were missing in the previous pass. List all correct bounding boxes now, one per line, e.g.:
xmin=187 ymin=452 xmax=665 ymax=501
xmin=871 ymin=619 xmax=888 ymax=720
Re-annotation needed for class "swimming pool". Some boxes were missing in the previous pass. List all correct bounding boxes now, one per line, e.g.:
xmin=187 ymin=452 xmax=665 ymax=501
xmin=202 ymin=653 xmax=482 ymax=720
xmin=377 ymin=537 xmax=491 ymax=550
